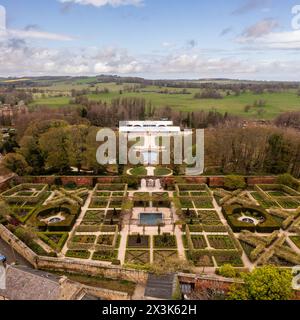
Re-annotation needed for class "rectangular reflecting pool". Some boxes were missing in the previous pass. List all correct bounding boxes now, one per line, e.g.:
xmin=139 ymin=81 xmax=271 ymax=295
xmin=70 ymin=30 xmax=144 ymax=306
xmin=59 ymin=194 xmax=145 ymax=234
xmin=140 ymin=213 xmax=163 ymax=226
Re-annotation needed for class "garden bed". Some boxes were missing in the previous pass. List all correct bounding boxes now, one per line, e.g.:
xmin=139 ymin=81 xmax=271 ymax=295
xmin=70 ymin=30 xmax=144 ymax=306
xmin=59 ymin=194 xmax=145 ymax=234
xmin=153 ymin=234 xmax=177 ymax=248
xmin=125 ymin=250 xmax=150 ymax=264
xmin=153 ymin=250 xmax=178 ymax=263
xmin=65 ymin=250 xmax=90 ymax=259
xmin=191 ymin=235 xmax=207 ymax=249
xmin=127 ymin=235 xmax=150 ymax=248
xmin=207 ymin=235 xmax=236 ymax=249
xmin=92 ymin=250 xmax=118 ymax=262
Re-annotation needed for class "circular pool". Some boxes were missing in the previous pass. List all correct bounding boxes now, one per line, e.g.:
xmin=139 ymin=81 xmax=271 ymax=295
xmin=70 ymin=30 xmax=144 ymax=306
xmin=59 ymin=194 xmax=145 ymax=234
xmin=48 ymin=217 xmax=63 ymax=224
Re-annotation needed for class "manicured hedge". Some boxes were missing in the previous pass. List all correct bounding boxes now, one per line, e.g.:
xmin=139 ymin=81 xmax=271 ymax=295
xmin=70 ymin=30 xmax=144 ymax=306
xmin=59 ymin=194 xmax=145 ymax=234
xmin=66 ymin=250 xmax=90 ymax=259
xmin=29 ymin=204 xmax=80 ymax=232
xmin=38 ymin=232 xmax=68 ymax=251
xmin=1 ymin=184 xmax=48 ymax=204
xmin=222 ymin=204 xmax=280 ymax=233
xmin=11 ymin=206 xmax=36 ymax=223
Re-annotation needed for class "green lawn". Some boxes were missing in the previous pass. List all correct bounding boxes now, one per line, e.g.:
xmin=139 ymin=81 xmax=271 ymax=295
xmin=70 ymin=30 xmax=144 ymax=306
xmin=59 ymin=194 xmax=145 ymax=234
xmin=28 ymin=83 xmax=300 ymax=119
xmin=129 ymin=166 xmax=148 ymax=176
xmin=154 ymin=167 xmax=172 ymax=176
xmin=86 ymin=90 xmax=300 ymax=120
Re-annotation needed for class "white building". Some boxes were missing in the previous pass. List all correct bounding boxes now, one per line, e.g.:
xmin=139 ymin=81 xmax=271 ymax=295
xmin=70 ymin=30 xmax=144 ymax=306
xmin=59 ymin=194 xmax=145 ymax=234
xmin=119 ymin=120 xmax=183 ymax=165
xmin=119 ymin=120 xmax=181 ymax=133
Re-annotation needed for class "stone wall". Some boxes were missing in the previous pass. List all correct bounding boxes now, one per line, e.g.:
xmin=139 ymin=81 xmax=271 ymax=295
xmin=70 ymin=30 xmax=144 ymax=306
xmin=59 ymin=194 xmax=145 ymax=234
xmin=0 ymin=224 xmax=147 ymax=284
xmin=246 ymin=176 xmax=277 ymax=185
xmin=59 ymin=277 xmax=130 ymax=300
xmin=73 ymin=282 xmax=129 ymax=300
xmin=5 ymin=175 xmax=279 ymax=190
xmin=37 ymin=256 xmax=148 ymax=284
xmin=0 ymin=224 xmax=38 ymax=267
xmin=178 ymin=273 xmax=242 ymax=294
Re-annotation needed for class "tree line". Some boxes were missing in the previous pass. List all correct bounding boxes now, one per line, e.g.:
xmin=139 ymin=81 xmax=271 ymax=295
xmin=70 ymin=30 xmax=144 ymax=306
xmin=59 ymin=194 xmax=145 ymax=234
xmin=2 ymin=119 xmax=300 ymax=178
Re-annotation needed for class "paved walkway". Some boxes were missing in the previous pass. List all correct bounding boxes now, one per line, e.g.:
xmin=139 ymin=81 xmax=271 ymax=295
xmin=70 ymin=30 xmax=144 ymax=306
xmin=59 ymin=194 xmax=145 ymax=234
xmin=174 ymin=225 xmax=185 ymax=260
xmin=61 ymin=190 xmax=94 ymax=255
xmin=145 ymin=167 xmax=155 ymax=176
xmin=118 ymin=225 xmax=129 ymax=265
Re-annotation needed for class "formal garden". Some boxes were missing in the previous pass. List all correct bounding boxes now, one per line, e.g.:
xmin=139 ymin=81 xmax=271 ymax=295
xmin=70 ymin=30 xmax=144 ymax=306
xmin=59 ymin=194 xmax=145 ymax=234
xmin=0 ymin=177 xmax=300 ymax=274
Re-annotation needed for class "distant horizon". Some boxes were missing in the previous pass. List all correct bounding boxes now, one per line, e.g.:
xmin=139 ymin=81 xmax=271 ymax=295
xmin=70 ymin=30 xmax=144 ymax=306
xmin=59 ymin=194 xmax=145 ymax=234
xmin=0 ymin=74 xmax=300 ymax=83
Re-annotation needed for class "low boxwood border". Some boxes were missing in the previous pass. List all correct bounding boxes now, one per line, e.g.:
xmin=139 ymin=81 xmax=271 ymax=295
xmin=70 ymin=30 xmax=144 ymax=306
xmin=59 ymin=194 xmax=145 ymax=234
xmin=38 ymin=232 xmax=68 ymax=251
xmin=222 ymin=204 xmax=280 ymax=233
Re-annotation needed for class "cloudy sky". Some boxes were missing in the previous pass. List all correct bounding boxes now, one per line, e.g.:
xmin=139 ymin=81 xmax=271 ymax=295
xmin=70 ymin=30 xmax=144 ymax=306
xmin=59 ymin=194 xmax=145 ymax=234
xmin=0 ymin=0 xmax=300 ymax=80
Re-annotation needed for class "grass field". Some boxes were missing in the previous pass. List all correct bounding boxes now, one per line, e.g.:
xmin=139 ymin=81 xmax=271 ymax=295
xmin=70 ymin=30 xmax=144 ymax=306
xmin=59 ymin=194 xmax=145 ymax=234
xmin=26 ymin=81 xmax=300 ymax=119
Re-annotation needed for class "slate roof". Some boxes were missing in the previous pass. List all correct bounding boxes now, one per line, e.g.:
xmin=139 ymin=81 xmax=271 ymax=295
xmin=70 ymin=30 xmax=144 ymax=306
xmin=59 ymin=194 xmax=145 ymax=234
xmin=144 ymin=273 xmax=177 ymax=300
xmin=0 ymin=265 xmax=61 ymax=300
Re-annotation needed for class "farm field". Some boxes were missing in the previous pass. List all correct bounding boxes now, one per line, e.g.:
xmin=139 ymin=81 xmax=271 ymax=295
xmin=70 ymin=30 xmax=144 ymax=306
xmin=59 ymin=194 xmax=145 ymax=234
xmin=27 ymin=81 xmax=300 ymax=120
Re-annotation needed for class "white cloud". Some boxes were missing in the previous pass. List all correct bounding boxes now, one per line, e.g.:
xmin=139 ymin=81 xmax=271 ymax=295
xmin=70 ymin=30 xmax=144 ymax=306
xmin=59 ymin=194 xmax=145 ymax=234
xmin=0 ymin=37 xmax=299 ymax=80
xmin=237 ymin=30 xmax=300 ymax=50
xmin=59 ymin=0 xmax=143 ymax=7
xmin=162 ymin=42 xmax=175 ymax=48
xmin=7 ymin=29 xmax=74 ymax=41
xmin=0 ymin=5 xmax=73 ymax=41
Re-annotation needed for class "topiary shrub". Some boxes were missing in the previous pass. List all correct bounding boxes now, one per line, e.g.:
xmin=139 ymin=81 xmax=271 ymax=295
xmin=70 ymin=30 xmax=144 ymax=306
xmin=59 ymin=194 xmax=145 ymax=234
xmin=217 ymin=264 xmax=237 ymax=278
xmin=224 ymin=175 xmax=246 ymax=190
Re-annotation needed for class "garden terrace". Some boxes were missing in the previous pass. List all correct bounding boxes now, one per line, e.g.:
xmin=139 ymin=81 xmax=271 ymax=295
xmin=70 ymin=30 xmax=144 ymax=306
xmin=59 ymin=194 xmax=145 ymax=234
xmin=268 ymin=207 xmax=300 ymax=230
xmin=125 ymin=250 xmax=150 ymax=265
xmin=124 ymin=233 xmax=179 ymax=266
xmin=81 ymin=210 xmax=105 ymax=225
xmin=222 ymin=204 xmax=281 ymax=233
xmin=239 ymin=230 xmax=300 ymax=266
xmin=89 ymin=184 xmax=127 ymax=210
xmin=253 ymin=184 xmax=300 ymax=209
xmin=38 ymin=232 xmax=68 ymax=252
xmin=153 ymin=250 xmax=178 ymax=263
xmin=28 ymin=204 xmax=80 ymax=232
xmin=45 ymin=188 xmax=89 ymax=207
xmin=65 ymin=224 xmax=120 ymax=262
xmin=186 ymin=250 xmax=243 ymax=267
xmin=132 ymin=192 xmax=171 ymax=208
xmin=183 ymin=224 xmax=243 ymax=267
xmin=214 ymin=188 xmax=256 ymax=207
xmin=1 ymin=184 xmax=48 ymax=204
xmin=2 ymin=179 xmax=300 ymax=273
xmin=175 ymin=184 xmax=214 ymax=210
xmin=10 ymin=206 xmax=36 ymax=224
